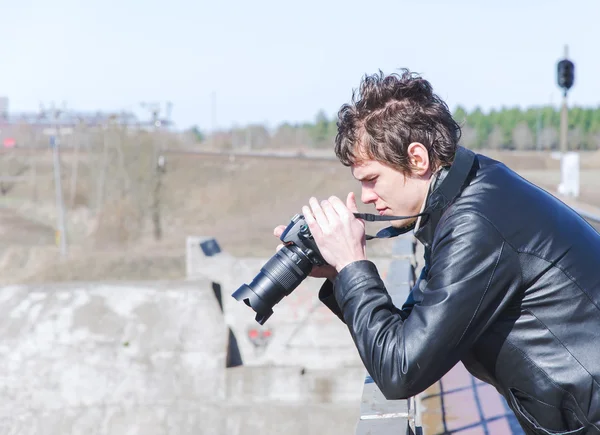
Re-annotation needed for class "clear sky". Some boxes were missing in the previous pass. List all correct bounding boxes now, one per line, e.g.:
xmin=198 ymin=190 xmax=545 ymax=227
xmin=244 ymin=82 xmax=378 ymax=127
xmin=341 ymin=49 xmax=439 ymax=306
xmin=1 ymin=0 xmax=599 ymax=131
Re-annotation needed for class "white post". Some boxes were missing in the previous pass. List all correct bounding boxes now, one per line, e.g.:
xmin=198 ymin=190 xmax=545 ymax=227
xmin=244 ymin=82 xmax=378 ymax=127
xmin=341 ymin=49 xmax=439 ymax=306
xmin=558 ymin=152 xmax=580 ymax=198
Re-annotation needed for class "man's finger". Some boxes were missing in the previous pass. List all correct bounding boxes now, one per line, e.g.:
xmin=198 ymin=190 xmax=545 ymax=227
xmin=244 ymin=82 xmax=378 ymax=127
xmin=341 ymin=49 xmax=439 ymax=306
xmin=309 ymin=197 xmax=329 ymax=229
xmin=320 ymin=199 xmax=340 ymax=223
xmin=302 ymin=205 xmax=323 ymax=240
xmin=329 ymin=195 xmax=352 ymax=220
xmin=274 ymin=225 xmax=287 ymax=238
xmin=346 ymin=192 xmax=359 ymax=213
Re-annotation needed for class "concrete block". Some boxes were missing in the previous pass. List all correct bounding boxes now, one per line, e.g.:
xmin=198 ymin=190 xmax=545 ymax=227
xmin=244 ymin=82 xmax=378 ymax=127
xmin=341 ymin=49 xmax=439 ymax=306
xmin=225 ymin=366 xmax=365 ymax=404
xmin=392 ymin=236 xmax=415 ymax=257
xmin=384 ymin=260 xmax=412 ymax=308
xmin=359 ymin=380 xmax=409 ymax=418
xmin=0 ymin=281 xmax=229 ymax=433
xmin=355 ymin=417 xmax=409 ymax=435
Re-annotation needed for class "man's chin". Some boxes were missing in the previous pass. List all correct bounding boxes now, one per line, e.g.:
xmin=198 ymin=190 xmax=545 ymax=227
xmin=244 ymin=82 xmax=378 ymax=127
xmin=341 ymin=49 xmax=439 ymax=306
xmin=390 ymin=218 xmax=418 ymax=230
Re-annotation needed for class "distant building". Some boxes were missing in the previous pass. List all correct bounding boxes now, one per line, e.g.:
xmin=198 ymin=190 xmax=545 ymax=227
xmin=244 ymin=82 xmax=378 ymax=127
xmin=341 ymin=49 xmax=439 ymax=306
xmin=0 ymin=97 xmax=174 ymax=147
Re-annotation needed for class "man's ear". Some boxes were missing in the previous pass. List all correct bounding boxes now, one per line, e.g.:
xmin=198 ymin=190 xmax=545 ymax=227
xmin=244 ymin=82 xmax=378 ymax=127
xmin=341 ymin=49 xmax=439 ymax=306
xmin=407 ymin=142 xmax=431 ymax=177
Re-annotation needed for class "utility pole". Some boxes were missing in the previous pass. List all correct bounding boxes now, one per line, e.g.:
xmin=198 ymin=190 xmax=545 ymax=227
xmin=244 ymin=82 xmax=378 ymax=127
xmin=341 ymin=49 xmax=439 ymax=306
xmin=536 ymin=110 xmax=542 ymax=151
xmin=211 ymin=91 xmax=217 ymax=149
xmin=556 ymin=45 xmax=579 ymax=198
xmin=560 ymin=97 xmax=568 ymax=153
xmin=69 ymin=118 xmax=83 ymax=208
xmin=96 ymin=127 xmax=109 ymax=213
xmin=141 ymin=102 xmax=165 ymax=241
xmin=51 ymin=108 xmax=68 ymax=256
xmin=152 ymin=109 xmax=162 ymax=241
xmin=29 ymin=126 xmax=38 ymax=202
xmin=31 ymin=149 xmax=37 ymax=202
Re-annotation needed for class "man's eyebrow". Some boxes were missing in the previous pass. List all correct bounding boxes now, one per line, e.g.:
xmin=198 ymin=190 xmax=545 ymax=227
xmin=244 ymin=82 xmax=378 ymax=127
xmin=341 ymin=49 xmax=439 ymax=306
xmin=353 ymin=172 xmax=375 ymax=182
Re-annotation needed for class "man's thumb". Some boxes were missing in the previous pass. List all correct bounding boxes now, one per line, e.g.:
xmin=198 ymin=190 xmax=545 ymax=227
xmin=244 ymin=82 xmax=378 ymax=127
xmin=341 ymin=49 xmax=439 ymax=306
xmin=347 ymin=192 xmax=359 ymax=212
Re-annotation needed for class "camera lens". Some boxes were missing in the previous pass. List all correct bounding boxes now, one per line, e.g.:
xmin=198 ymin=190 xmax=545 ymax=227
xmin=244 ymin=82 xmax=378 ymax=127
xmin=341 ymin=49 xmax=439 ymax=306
xmin=232 ymin=244 xmax=313 ymax=324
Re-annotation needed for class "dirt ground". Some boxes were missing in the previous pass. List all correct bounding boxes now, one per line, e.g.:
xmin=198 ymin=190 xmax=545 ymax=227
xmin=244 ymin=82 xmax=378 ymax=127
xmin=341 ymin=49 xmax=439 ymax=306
xmin=0 ymin=148 xmax=598 ymax=284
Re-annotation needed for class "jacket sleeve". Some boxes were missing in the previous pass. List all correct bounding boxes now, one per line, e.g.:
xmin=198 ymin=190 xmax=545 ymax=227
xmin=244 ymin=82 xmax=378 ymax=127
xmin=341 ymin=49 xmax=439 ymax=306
xmin=319 ymin=276 xmax=411 ymax=323
xmin=332 ymin=212 xmax=520 ymax=399
xmin=318 ymin=279 xmax=345 ymax=323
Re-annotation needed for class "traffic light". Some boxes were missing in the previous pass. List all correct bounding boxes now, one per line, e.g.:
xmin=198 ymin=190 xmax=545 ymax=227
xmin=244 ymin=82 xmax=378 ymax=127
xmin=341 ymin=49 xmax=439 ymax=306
xmin=557 ymin=59 xmax=575 ymax=92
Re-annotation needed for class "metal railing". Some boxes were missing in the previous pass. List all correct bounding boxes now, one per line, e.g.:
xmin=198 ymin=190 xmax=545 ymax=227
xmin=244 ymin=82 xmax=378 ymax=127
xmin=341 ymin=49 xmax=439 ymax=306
xmin=575 ymin=207 xmax=600 ymax=225
xmin=355 ymin=235 xmax=423 ymax=435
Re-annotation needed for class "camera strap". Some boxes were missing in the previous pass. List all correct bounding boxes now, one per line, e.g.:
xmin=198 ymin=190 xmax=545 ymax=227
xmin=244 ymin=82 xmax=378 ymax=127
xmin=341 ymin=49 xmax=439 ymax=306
xmin=354 ymin=212 xmax=425 ymax=240
xmin=353 ymin=212 xmax=425 ymax=240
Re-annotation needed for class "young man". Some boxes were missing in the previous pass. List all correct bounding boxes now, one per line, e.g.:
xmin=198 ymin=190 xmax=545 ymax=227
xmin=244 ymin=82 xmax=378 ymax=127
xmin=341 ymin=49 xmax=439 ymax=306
xmin=275 ymin=70 xmax=600 ymax=434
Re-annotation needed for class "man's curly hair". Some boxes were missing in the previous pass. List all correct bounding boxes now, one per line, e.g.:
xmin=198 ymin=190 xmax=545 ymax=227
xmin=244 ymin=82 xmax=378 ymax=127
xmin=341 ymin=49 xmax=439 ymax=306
xmin=335 ymin=69 xmax=461 ymax=173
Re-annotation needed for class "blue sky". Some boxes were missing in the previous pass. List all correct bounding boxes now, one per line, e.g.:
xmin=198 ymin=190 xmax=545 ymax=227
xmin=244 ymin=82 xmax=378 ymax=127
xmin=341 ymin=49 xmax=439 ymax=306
xmin=1 ymin=0 xmax=599 ymax=131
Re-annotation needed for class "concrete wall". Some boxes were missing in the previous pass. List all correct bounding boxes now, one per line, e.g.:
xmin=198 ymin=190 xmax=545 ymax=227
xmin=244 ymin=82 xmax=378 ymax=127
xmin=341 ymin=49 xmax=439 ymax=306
xmin=0 ymin=279 xmax=364 ymax=434
xmin=185 ymin=237 xmax=371 ymax=369
xmin=0 ymin=237 xmax=396 ymax=434
xmin=0 ymin=280 xmax=228 ymax=433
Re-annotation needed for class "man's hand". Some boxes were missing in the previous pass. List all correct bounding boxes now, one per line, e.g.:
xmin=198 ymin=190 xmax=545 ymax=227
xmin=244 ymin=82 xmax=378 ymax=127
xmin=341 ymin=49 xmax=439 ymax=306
xmin=273 ymin=225 xmax=338 ymax=281
xmin=301 ymin=192 xmax=366 ymax=273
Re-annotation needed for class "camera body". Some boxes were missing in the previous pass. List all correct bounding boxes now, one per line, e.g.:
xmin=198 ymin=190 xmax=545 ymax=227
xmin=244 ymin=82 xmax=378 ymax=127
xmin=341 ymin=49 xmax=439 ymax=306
xmin=279 ymin=214 xmax=325 ymax=267
xmin=232 ymin=214 xmax=325 ymax=325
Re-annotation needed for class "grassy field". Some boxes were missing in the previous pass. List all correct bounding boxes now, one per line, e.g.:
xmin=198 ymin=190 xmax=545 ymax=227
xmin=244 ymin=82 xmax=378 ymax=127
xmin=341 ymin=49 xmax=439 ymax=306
xmin=0 ymin=148 xmax=598 ymax=284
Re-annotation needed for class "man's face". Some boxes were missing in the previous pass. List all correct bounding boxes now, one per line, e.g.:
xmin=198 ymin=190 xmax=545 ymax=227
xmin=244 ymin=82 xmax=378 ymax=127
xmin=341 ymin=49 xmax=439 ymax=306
xmin=350 ymin=146 xmax=433 ymax=229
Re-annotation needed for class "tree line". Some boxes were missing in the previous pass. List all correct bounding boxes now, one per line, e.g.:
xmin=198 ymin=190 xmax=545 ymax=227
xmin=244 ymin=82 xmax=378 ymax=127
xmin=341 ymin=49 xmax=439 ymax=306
xmin=191 ymin=105 xmax=600 ymax=151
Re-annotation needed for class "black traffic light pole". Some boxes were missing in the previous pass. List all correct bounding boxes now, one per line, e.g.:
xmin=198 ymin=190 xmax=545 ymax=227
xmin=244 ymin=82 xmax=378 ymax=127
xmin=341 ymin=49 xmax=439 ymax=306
xmin=557 ymin=45 xmax=575 ymax=153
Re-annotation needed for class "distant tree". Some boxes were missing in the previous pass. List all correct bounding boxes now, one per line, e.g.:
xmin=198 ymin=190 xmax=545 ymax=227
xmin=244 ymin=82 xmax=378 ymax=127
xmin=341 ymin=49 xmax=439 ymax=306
xmin=245 ymin=124 xmax=271 ymax=149
xmin=538 ymin=127 xmax=559 ymax=150
xmin=540 ymin=106 xmax=560 ymax=130
xmin=569 ymin=126 xmax=587 ymax=150
xmin=310 ymin=110 xmax=331 ymax=147
xmin=272 ymin=123 xmax=299 ymax=148
xmin=487 ymin=125 xmax=507 ymax=150
xmin=206 ymin=104 xmax=600 ymax=151
xmin=189 ymin=126 xmax=205 ymax=142
xmin=453 ymin=105 xmax=468 ymax=126
xmin=586 ymin=131 xmax=600 ymax=150
xmin=229 ymin=126 xmax=244 ymax=149
xmin=512 ymin=121 xmax=535 ymax=150
xmin=459 ymin=125 xmax=479 ymax=149
xmin=499 ymin=107 xmax=521 ymax=145
xmin=589 ymin=107 xmax=600 ymax=133
xmin=465 ymin=107 xmax=489 ymax=149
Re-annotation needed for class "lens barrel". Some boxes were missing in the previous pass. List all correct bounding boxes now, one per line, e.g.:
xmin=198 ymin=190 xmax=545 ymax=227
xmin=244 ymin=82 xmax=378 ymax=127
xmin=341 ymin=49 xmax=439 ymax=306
xmin=232 ymin=244 xmax=313 ymax=324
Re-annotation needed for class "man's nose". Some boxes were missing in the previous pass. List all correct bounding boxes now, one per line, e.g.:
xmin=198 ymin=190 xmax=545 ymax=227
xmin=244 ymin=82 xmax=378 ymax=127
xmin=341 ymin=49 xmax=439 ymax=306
xmin=361 ymin=188 xmax=377 ymax=204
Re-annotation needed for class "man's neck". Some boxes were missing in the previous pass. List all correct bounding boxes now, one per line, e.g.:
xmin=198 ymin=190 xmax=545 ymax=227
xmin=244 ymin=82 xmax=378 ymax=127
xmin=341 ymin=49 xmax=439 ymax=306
xmin=414 ymin=170 xmax=441 ymax=233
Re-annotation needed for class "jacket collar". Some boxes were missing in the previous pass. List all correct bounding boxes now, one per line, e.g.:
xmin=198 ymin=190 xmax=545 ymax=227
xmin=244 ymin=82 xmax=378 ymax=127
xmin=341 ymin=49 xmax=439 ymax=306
xmin=414 ymin=146 xmax=477 ymax=249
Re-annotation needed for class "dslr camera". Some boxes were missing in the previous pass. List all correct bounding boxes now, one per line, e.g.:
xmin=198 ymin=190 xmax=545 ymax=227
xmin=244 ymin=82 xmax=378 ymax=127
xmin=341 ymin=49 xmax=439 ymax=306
xmin=232 ymin=214 xmax=325 ymax=325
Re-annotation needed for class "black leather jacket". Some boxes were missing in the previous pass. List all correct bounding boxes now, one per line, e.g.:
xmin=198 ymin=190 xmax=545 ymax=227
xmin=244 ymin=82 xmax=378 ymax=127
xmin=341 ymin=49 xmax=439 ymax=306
xmin=319 ymin=147 xmax=600 ymax=434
